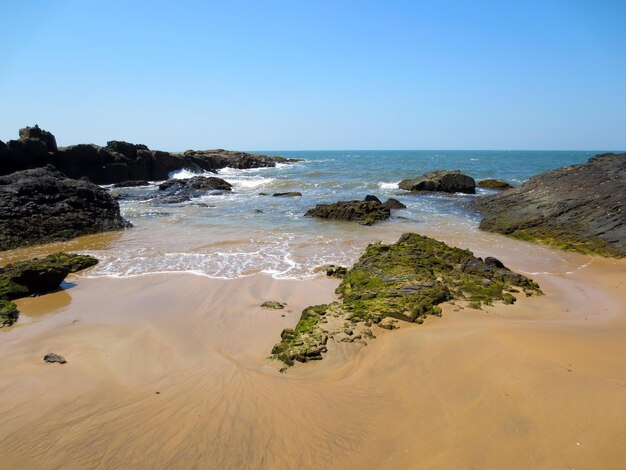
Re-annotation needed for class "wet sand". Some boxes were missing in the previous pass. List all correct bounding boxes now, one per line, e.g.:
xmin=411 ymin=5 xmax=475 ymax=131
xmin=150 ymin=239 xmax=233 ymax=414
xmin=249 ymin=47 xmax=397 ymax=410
xmin=1 ymin=237 xmax=625 ymax=469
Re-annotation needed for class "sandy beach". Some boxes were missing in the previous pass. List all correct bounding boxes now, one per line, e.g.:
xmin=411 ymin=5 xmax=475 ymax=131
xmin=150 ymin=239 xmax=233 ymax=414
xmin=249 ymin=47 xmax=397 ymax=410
xmin=1 ymin=231 xmax=624 ymax=470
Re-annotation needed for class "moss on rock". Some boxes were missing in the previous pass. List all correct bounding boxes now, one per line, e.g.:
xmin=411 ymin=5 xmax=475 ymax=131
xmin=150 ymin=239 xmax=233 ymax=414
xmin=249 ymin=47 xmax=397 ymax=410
xmin=272 ymin=233 xmax=541 ymax=367
xmin=0 ymin=252 xmax=98 ymax=301
xmin=0 ymin=300 xmax=18 ymax=328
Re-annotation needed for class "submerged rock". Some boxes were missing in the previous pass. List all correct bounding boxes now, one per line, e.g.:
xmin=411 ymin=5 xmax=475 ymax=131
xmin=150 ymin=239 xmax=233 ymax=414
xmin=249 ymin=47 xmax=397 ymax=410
xmin=272 ymin=192 xmax=302 ymax=197
xmin=477 ymin=179 xmax=513 ymax=190
xmin=477 ymin=153 xmax=626 ymax=257
xmin=43 ymin=353 xmax=67 ymax=364
xmin=272 ymin=233 xmax=540 ymax=366
xmin=0 ymin=253 xmax=98 ymax=300
xmin=0 ymin=166 xmax=130 ymax=250
xmin=112 ymin=180 xmax=151 ymax=188
xmin=399 ymin=170 xmax=476 ymax=194
xmin=305 ymin=197 xmax=391 ymax=225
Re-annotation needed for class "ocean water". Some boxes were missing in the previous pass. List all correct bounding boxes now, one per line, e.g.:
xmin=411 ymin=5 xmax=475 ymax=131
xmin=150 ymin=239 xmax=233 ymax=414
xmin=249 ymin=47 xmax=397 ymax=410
xmin=79 ymin=150 xmax=596 ymax=279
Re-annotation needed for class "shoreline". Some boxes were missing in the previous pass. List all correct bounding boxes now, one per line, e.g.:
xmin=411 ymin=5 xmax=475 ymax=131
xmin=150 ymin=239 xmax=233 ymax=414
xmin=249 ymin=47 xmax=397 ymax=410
xmin=1 ymin=244 xmax=625 ymax=468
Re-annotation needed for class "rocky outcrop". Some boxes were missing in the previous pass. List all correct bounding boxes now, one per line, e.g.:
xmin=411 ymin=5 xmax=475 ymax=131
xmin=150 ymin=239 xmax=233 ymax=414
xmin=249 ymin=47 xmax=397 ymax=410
xmin=305 ymin=196 xmax=391 ymax=225
xmin=477 ymin=153 xmax=626 ymax=257
xmin=272 ymin=233 xmax=540 ymax=367
xmin=0 ymin=166 xmax=130 ymax=251
xmin=159 ymin=176 xmax=232 ymax=192
xmin=183 ymin=149 xmax=295 ymax=172
xmin=0 ymin=125 xmax=57 ymax=175
xmin=399 ymin=170 xmax=476 ymax=194
xmin=0 ymin=253 xmax=97 ymax=327
xmin=477 ymin=179 xmax=513 ymax=190
xmin=0 ymin=126 xmax=299 ymax=184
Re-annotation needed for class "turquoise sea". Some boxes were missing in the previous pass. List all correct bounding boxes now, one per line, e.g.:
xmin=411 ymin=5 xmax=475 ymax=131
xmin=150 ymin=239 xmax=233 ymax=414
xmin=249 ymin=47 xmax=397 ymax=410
xmin=26 ymin=150 xmax=603 ymax=279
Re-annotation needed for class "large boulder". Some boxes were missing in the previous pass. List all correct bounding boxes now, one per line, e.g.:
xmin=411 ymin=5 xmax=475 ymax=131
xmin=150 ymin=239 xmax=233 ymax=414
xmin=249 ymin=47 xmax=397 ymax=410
xmin=19 ymin=125 xmax=58 ymax=152
xmin=0 ymin=125 xmax=57 ymax=174
xmin=0 ymin=166 xmax=130 ymax=251
xmin=399 ymin=170 xmax=476 ymax=194
xmin=477 ymin=153 xmax=626 ymax=257
xmin=305 ymin=196 xmax=391 ymax=225
xmin=0 ymin=253 xmax=98 ymax=300
xmin=477 ymin=179 xmax=513 ymax=190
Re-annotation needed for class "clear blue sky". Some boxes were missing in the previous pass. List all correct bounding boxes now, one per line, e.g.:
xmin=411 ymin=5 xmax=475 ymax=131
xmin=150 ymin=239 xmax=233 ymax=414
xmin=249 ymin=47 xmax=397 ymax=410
xmin=1 ymin=0 xmax=625 ymax=150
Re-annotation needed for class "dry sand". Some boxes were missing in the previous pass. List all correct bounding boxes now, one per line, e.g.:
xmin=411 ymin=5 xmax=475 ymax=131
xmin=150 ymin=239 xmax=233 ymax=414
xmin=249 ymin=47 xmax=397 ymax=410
xmin=1 ymin=238 xmax=625 ymax=469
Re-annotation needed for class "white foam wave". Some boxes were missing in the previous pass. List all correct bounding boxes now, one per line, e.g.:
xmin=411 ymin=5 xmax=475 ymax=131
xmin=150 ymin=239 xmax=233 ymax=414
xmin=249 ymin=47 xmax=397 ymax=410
xmin=168 ymin=168 xmax=202 ymax=179
xmin=228 ymin=176 xmax=275 ymax=189
xmin=378 ymin=181 xmax=399 ymax=189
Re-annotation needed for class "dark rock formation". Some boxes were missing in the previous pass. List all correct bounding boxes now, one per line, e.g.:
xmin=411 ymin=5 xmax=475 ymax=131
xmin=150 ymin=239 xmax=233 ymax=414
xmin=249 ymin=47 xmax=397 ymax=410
xmin=159 ymin=176 xmax=232 ymax=192
xmin=272 ymin=192 xmax=302 ymax=197
xmin=364 ymin=195 xmax=381 ymax=203
xmin=43 ymin=353 xmax=67 ymax=364
xmin=112 ymin=180 xmax=151 ymax=188
xmin=272 ymin=233 xmax=540 ymax=366
xmin=305 ymin=197 xmax=391 ymax=225
xmin=0 ymin=126 xmax=299 ymax=184
xmin=183 ymin=149 xmax=294 ymax=172
xmin=477 ymin=179 xmax=513 ymax=190
xmin=477 ymin=153 xmax=626 ymax=257
xmin=0 ymin=125 xmax=57 ymax=174
xmin=0 ymin=166 xmax=130 ymax=251
xmin=399 ymin=170 xmax=476 ymax=194
xmin=383 ymin=198 xmax=406 ymax=209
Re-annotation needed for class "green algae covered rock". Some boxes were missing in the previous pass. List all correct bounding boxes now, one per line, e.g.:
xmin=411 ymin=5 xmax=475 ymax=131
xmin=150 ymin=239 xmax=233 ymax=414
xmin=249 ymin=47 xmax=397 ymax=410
xmin=272 ymin=233 xmax=540 ymax=366
xmin=0 ymin=300 xmax=19 ymax=328
xmin=261 ymin=301 xmax=285 ymax=310
xmin=477 ymin=179 xmax=513 ymax=190
xmin=0 ymin=253 xmax=98 ymax=301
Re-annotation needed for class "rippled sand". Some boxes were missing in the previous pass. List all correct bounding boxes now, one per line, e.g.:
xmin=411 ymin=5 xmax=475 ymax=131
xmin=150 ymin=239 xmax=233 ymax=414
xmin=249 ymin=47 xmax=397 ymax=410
xmin=1 ymin=232 xmax=625 ymax=469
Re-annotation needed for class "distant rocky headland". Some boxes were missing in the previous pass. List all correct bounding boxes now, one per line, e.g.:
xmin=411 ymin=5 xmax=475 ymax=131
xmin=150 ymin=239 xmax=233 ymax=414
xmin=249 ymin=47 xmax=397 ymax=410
xmin=0 ymin=125 xmax=299 ymax=184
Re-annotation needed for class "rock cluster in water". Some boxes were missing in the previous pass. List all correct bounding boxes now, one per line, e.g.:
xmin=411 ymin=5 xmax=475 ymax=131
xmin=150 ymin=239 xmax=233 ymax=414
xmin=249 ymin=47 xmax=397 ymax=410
xmin=477 ymin=153 xmax=626 ymax=257
xmin=0 ymin=166 xmax=130 ymax=251
xmin=0 ymin=125 xmax=298 ymax=184
xmin=0 ymin=253 xmax=98 ymax=327
xmin=305 ymin=195 xmax=405 ymax=225
xmin=399 ymin=170 xmax=476 ymax=194
xmin=272 ymin=233 xmax=541 ymax=366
